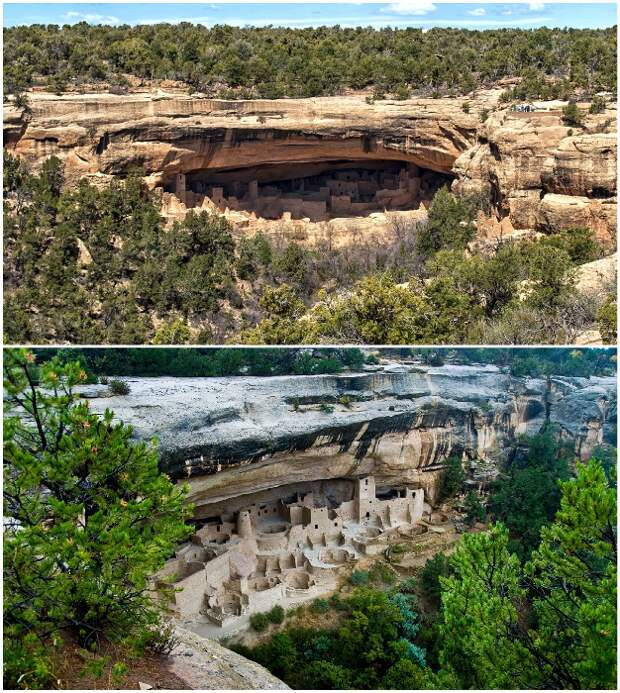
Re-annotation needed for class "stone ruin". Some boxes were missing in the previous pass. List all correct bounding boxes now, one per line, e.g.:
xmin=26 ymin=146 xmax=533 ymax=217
xmin=164 ymin=161 xmax=449 ymax=222
xmin=155 ymin=476 xmax=424 ymax=628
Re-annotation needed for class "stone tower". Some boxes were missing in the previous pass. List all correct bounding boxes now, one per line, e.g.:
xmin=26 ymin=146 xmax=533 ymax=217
xmin=236 ymin=510 xmax=253 ymax=539
xmin=355 ymin=476 xmax=376 ymax=522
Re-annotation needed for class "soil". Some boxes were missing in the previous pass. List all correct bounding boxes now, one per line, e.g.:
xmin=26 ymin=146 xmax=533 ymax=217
xmin=51 ymin=635 xmax=190 ymax=690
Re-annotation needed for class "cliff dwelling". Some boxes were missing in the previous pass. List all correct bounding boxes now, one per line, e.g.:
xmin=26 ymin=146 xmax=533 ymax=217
xmin=155 ymin=476 xmax=424 ymax=628
xmin=164 ymin=160 xmax=451 ymax=221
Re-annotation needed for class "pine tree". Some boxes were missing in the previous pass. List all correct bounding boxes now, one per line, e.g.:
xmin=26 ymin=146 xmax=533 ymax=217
xmin=3 ymin=350 xmax=192 ymax=689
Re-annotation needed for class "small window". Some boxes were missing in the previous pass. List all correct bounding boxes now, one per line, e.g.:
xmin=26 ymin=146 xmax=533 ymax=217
xmin=366 ymin=512 xmax=370 ymax=519
xmin=315 ymin=524 xmax=319 ymax=529
xmin=334 ymin=522 xmax=338 ymax=527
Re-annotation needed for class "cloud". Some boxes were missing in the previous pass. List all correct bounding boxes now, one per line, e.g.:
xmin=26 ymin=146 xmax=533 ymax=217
xmin=468 ymin=8 xmax=486 ymax=16
xmin=502 ymin=10 xmax=513 ymax=15
xmin=64 ymin=11 xmax=119 ymax=25
xmin=528 ymin=2 xmax=545 ymax=9
xmin=382 ymin=2 xmax=437 ymax=15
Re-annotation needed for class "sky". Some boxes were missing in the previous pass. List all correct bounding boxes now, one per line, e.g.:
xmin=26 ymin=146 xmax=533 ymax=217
xmin=3 ymin=2 xmax=617 ymax=30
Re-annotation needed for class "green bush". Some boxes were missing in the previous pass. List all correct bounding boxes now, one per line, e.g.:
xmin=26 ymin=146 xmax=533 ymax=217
xmin=597 ymin=297 xmax=617 ymax=344
xmin=463 ymin=490 xmax=486 ymax=526
xmin=348 ymin=570 xmax=370 ymax=586
xmin=109 ymin=379 xmax=131 ymax=395
xmin=561 ymin=102 xmax=583 ymax=127
xmin=589 ymin=95 xmax=606 ymax=114
xmin=267 ymin=605 xmax=285 ymax=624
xmin=250 ymin=612 xmax=270 ymax=631
xmin=416 ymin=188 xmax=476 ymax=258
xmin=369 ymin=561 xmax=396 ymax=585
xmin=310 ymin=598 xmax=330 ymax=614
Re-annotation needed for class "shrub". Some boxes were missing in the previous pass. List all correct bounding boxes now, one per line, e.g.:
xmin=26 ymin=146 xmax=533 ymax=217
xmin=337 ymin=394 xmax=351 ymax=407
xmin=152 ymin=318 xmax=191 ymax=345
xmin=109 ymin=379 xmax=131 ymax=395
xmin=348 ymin=570 xmax=370 ymax=586
xmin=267 ymin=605 xmax=285 ymax=624
xmin=480 ymin=108 xmax=489 ymax=122
xmin=319 ymin=403 xmax=334 ymax=414
xmin=597 ymin=297 xmax=617 ymax=344
xmin=99 ymin=375 xmax=109 ymax=385
xmin=589 ymin=95 xmax=606 ymax=114
xmin=394 ymin=83 xmax=409 ymax=100
xmin=419 ymin=552 xmax=451 ymax=607
xmin=310 ymin=598 xmax=330 ymax=614
xmin=561 ymin=102 xmax=583 ymax=127
xmin=541 ymin=226 xmax=599 ymax=265
xmin=462 ymin=102 xmax=470 ymax=113
xmin=369 ymin=561 xmax=396 ymax=585
xmin=250 ymin=612 xmax=270 ymax=631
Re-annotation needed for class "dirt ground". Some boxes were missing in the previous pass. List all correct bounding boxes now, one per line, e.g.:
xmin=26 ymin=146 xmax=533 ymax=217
xmin=51 ymin=636 xmax=189 ymax=690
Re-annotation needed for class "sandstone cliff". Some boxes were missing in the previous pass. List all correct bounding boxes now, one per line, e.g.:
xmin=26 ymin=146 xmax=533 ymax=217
xmin=6 ymin=90 xmax=615 ymax=243
xmin=82 ymin=363 xmax=615 ymax=515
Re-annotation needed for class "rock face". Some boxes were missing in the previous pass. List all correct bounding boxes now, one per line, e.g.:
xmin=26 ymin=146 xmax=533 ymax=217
xmin=453 ymin=108 xmax=617 ymax=245
xmin=7 ymin=90 xmax=615 ymax=241
xmin=84 ymin=363 xmax=616 ymax=515
xmin=168 ymin=626 xmax=288 ymax=689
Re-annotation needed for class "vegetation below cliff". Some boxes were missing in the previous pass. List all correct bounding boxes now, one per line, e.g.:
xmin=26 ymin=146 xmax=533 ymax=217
xmin=4 ymin=154 xmax=615 ymax=345
xmin=4 ymin=24 xmax=616 ymax=100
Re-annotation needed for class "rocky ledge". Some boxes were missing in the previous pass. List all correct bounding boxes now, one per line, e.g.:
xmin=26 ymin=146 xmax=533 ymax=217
xmin=82 ymin=363 xmax=616 ymax=514
xmin=5 ymin=90 xmax=616 ymax=244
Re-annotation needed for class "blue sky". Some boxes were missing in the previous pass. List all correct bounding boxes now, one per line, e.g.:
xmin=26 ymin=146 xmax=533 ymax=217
xmin=3 ymin=2 xmax=617 ymax=29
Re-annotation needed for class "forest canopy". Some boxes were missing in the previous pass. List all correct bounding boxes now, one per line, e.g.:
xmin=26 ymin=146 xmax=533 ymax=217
xmin=3 ymin=23 xmax=617 ymax=99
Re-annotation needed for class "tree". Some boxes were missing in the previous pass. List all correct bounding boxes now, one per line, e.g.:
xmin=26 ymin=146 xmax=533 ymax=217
xmin=562 ymin=102 xmax=584 ymax=127
xmin=526 ymin=460 xmax=617 ymax=689
xmin=419 ymin=552 xmax=452 ymax=608
xmin=439 ymin=456 xmax=465 ymax=500
xmin=416 ymin=188 xmax=476 ymax=258
xmin=439 ymin=461 xmax=617 ymax=690
xmin=489 ymin=432 xmax=571 ymax=558
xmin=3 ymin=350 xmax=192 ymax=689
xmin=439 ymin=524 xmax=536 ymax=689
xmin=463 ymin=490 xmax=486 ymax=526
xmin=589 ymin=95 xmax=606 ymax=114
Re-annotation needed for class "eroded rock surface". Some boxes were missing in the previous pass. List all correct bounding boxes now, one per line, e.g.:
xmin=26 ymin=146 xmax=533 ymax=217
xmin=6 ymin=90 xmax=615 ymax=242
xmin=168 ymin=626 xmax=288 ymax=689
xmin=84 ymin=362 xmax=615 ymax=512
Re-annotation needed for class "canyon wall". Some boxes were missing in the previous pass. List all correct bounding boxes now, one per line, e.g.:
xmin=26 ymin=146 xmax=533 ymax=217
xmin=5 ymin=90 xmax=616 ymax=241
xmin=82 ymin=363 xmax=616 ymax=516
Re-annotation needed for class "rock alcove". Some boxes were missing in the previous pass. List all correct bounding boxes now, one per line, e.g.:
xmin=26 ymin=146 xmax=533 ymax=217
xmin=164 ymin=158 xmax=452 ymax=221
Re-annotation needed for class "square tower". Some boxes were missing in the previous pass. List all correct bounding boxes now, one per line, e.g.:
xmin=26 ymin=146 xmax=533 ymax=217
xmin=355 ymin=476 xmax=376 ymax=522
